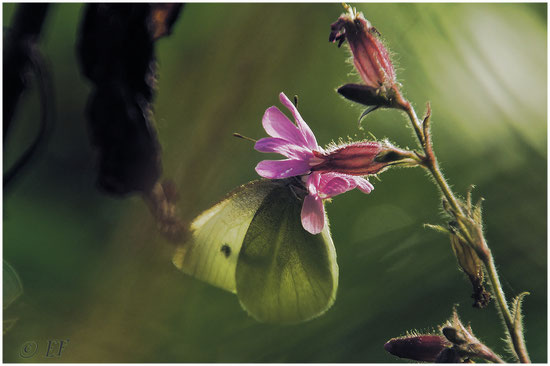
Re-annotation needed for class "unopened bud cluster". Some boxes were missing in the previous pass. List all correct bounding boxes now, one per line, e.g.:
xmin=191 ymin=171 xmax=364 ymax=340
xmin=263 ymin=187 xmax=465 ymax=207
xmin=384 ymin=310 xmax=504 ymax=363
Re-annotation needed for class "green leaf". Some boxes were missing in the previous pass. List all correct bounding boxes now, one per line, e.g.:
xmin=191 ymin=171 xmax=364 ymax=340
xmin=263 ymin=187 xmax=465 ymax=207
xmin=424 ymin=223 xmax=450 ymax=235
xmin=512 ymin=292 xmax=530 ymax=333
xmin=235 ymin=183 xmax=338 ymax=324
xmin=172 ymin=178 xmax=338 ymax=324
xmin=3 ymin=260 xmax=23 ymax=310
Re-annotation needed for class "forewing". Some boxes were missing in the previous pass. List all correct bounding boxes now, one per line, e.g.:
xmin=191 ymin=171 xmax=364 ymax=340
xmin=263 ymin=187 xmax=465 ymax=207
xmin=172 ymin=180 xmax=277 ymax=293
xmin=235 ymin=185 xmax=338 ymax=324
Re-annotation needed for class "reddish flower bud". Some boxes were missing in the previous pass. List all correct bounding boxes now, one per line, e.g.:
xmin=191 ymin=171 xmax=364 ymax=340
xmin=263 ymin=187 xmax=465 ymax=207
xmin=330 ymin=7 xmax=395 ymax=91
xmin=384 ymin=335 xmax=451 ymax=363
xmin=311 ymin=142 xmax=418 ymax=176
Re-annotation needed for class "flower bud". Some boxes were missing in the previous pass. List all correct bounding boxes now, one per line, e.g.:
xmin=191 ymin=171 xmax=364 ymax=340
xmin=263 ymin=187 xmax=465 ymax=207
xmin=310 ymin=141 xmax=419 ymax=176
xmin=337 ymin=83 xmax=393 ymax=108
xmin=449 ymin=229 xmax=491 ymax=308
xmin=330 ymin=8 xmax=396 ymax=91
xmin=384 ymin=335 xmax=451 ymax=362
xmin=441 ymin=326 xmax=467 ymax=345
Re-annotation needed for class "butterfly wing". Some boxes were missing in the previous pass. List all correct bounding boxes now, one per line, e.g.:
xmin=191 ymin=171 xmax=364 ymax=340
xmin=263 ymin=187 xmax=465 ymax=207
xmin=235 ymin=184 xmax=338 ymax=324
xmin=172 ymin=180 xmax=277 ymax=293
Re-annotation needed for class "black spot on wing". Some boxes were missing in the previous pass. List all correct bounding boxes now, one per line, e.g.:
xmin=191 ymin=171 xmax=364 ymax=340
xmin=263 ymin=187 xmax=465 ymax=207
xmin=220 ymin=244 xmax=231 ymax=258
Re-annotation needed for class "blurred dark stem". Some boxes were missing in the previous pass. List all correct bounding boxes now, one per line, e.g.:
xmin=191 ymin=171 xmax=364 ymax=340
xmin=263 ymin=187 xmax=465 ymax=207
xmin=3 ymin=51 xmax=53 ymax=191
xmin=3 ymin=4 xmax=52 ymax=190
xmin=3 ymin=3 xmax=50 ymax=141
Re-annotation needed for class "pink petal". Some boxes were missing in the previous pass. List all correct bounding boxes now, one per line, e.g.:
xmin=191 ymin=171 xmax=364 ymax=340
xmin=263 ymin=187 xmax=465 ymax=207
xmin=306 ymin=172 xmax=322 ymax=196
xmin=315 ymin=172 xmax=374 ymax=197
xmin=301 ymin=194 xmax=325 ymax=235
xmin=254 ymin=137 xmax=313 ymax=160
xmin=318 ymin=176 xmax=352 ymax=199
xmin=279 ymin=92 xmax=318 ymax=150
xmin=255 ymin=159 xmax=311 ymax=179
xmin=262 ymin=106 xmax=307 ymax=147
xmin=350 ymin=176 xmax=374 ymax=193
xmin=337 ymin=175 xmax=374 ymax=194
xmin=318 ymin=172 xmax=346 ymax=182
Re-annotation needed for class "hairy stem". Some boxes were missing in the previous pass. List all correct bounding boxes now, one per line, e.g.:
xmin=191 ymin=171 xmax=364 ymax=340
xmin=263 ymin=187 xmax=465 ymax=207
xmin=400 ymin=97 xmax=530 ymax=363
xmin=485 ymin=254 xmax=531 ymax=363
xmin=397 ymin=97 xmax=463 ymax=216
xmin=394 ymin=86 xmax=425 ymax=146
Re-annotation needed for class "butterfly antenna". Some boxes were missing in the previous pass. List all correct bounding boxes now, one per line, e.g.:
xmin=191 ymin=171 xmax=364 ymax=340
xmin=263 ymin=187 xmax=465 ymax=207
xmin=233 ymin=132 xmax=257 ymax=143
xmin=288 ymin=183 xmax=306 ymax=201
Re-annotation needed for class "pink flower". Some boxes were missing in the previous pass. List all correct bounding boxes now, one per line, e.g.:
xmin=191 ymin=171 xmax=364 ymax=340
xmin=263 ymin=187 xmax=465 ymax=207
xmin=254 ymin=92 xmax=318 ymax=180
xmin=255 ymin=92 xmax=374 ymax=234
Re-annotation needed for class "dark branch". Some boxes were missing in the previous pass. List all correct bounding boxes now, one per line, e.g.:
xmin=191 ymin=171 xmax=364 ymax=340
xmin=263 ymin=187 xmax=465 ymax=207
xmin=78 ymin=4 xmax=186 ymax=241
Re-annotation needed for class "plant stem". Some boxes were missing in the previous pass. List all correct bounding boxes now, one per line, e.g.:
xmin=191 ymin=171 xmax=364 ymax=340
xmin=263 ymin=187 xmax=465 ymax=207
xmin=394 ymin=87 xmax=425 ymax=147
xmin=400 ymin=97 xmax=531 ymax=363
xmin=485 ymin=254 xmax=531 ymax=363
xmin=398 ymin=99 xmax=463 ymax=216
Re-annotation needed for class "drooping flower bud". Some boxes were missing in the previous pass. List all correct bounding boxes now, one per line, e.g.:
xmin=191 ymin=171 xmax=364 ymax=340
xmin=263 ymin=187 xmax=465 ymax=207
xmin=329 ymin=5 xmax=406 ymax=115
xmin=310 ymin=141 xmax=420 ymax=176
xmin=384 ymin=335 xmax=451 ymax=362
xmin=330 ymin=7 xmax=395 ymax=91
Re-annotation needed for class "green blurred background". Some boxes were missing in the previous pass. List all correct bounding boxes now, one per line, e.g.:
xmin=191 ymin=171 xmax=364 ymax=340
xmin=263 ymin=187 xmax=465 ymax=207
xmin=3 ymin=3 xmax=546 ymax=362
